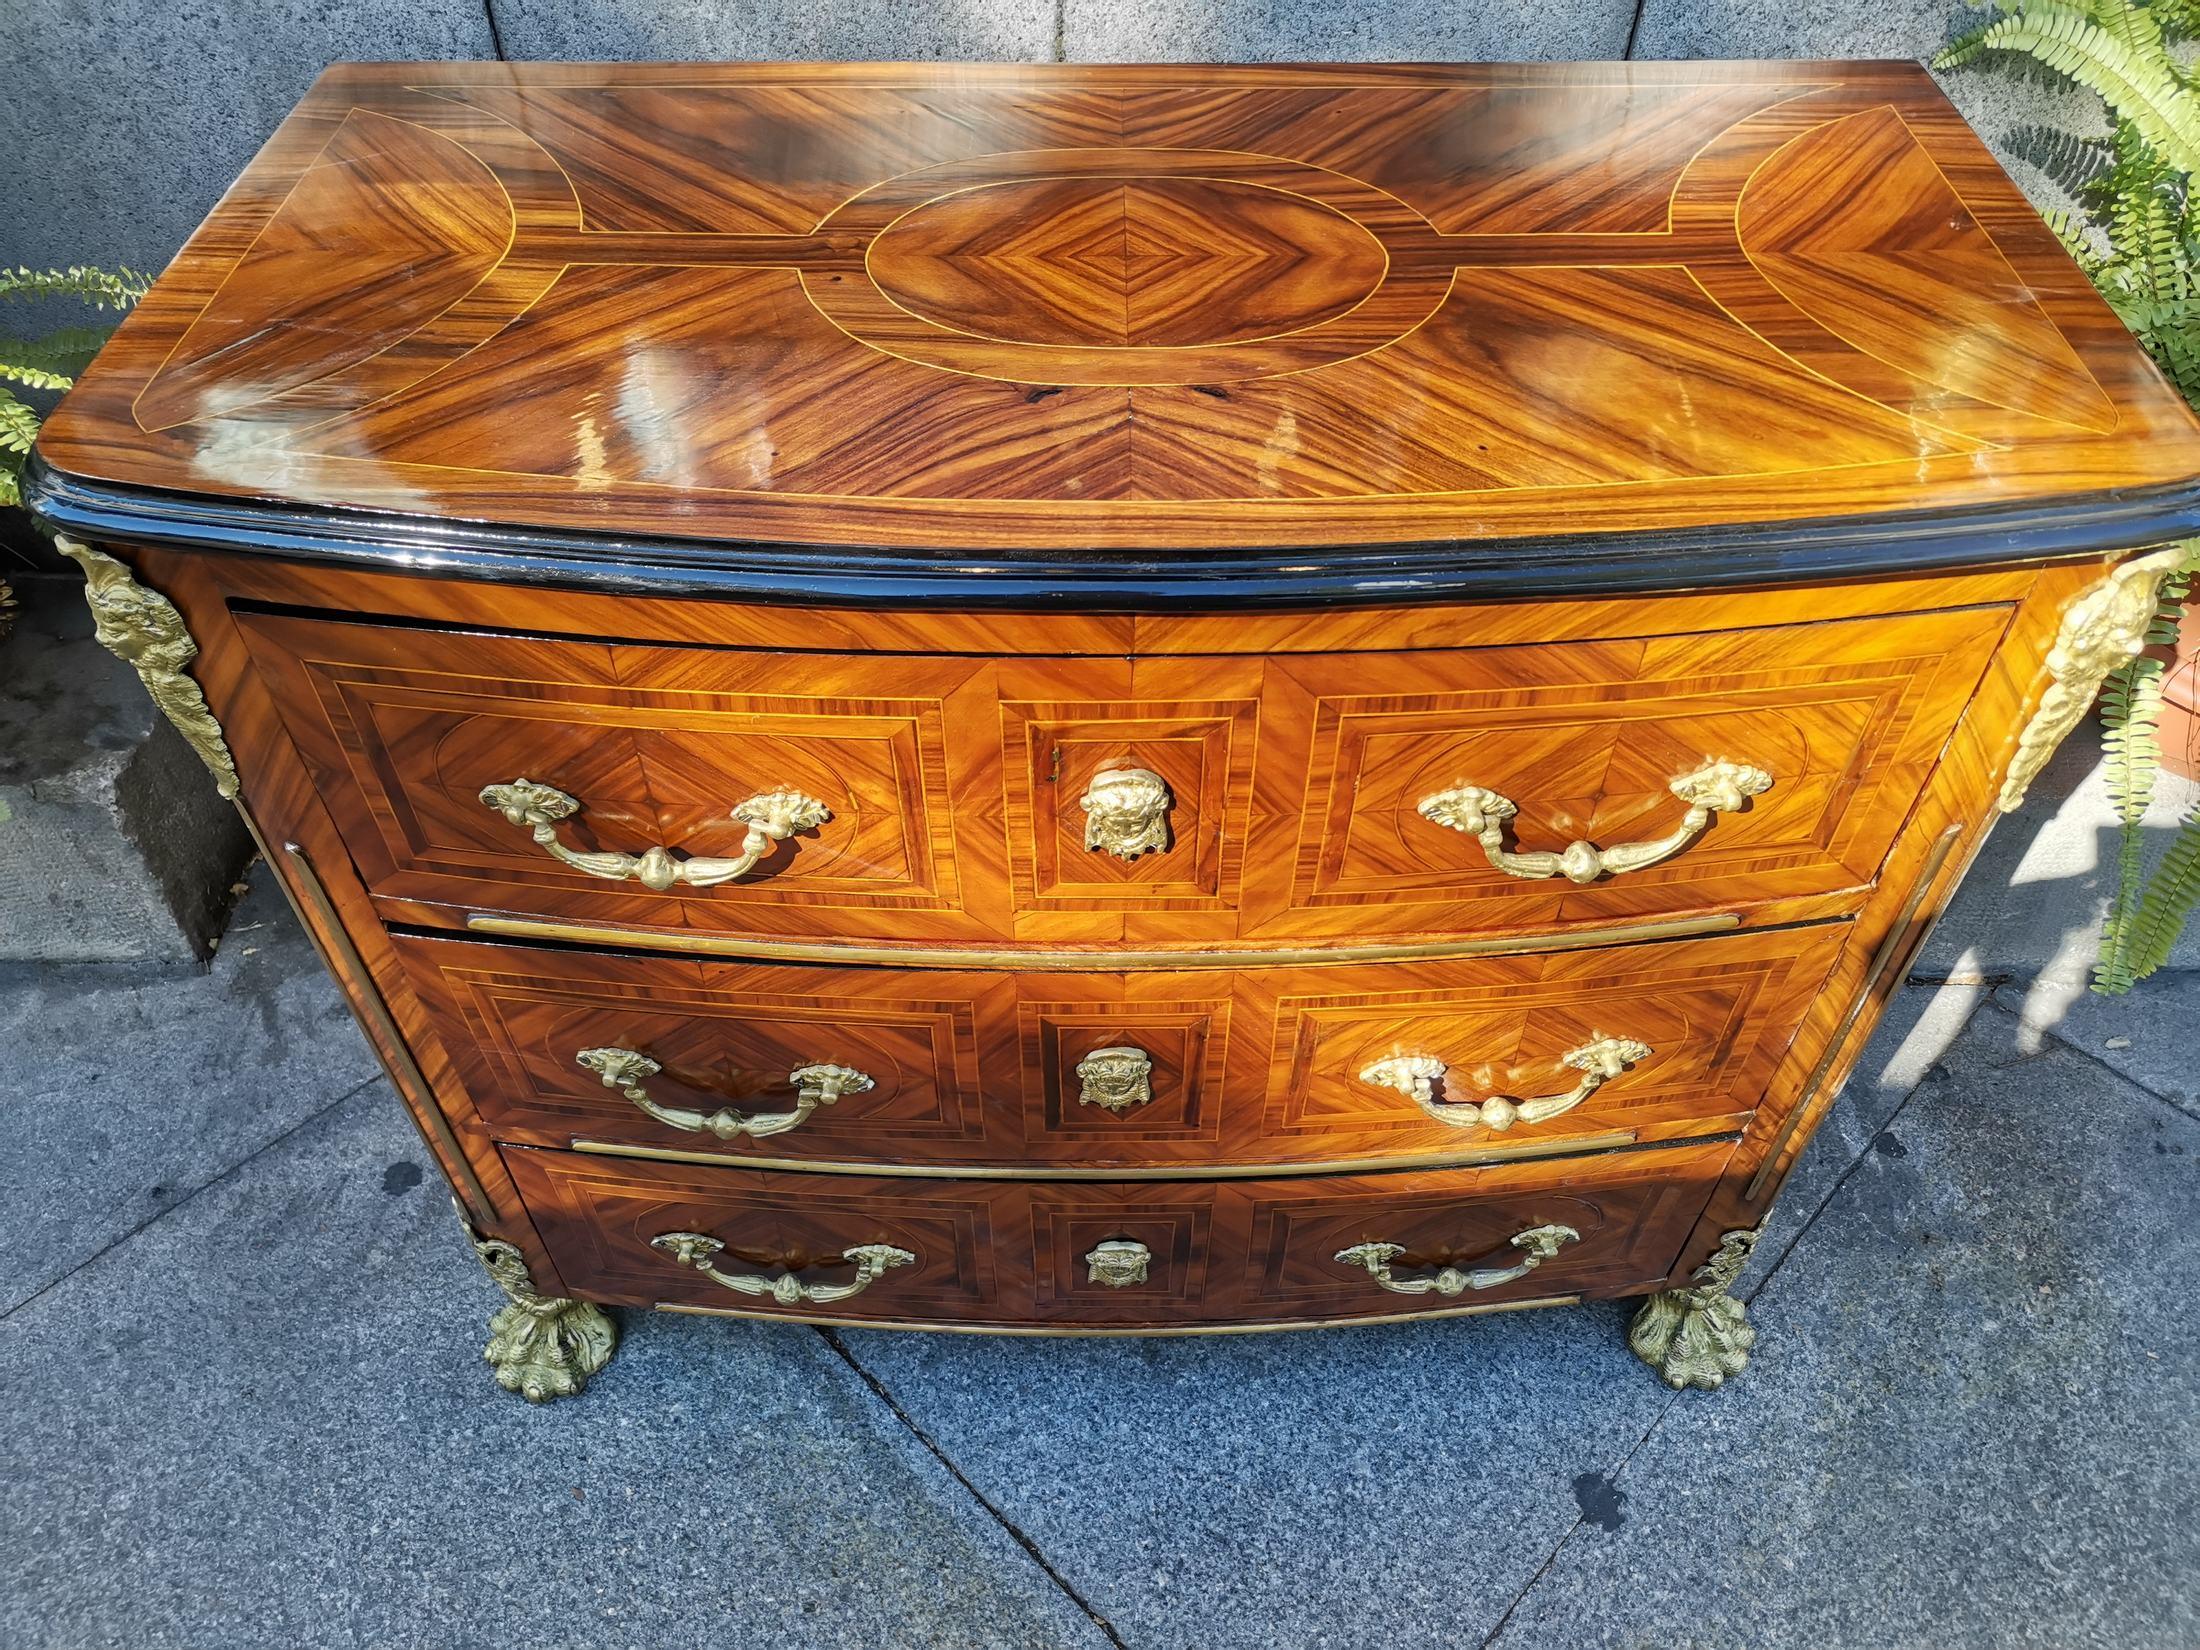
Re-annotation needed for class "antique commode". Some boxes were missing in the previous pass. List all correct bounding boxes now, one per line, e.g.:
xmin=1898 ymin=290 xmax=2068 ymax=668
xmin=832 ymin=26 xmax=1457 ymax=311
xmin=30 ymin=60 xmax=2200 ymax=1400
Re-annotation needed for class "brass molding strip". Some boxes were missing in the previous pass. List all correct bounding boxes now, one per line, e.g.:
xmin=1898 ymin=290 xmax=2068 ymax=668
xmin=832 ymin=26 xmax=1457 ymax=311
xmin=655 ymin=1292 xmax=1581 ymax=1336
xmin=1744 ymin=823 xmax=1965 ymax=1202
xmin=464 ymin=910 xmax=1744 ymax=971
xmin=570 ymin=1128 xmax=1663 ymax=1180
xmin=275 ymin=838 xmax=497 ymax=1221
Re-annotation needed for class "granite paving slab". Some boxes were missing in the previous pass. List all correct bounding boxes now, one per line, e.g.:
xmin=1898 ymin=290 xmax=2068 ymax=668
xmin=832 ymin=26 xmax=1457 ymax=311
xmin=1485 ymin=995 xmax=2200 ymax=1650
xmin=0 ymin=1083 xmax=1117 ymax=1650
xmin=0 ymin=869 xmax=382 ymax=1314
xmin=1736 ymin=978 xmax=1987 ymax=1289
xmin=1989 ymin=970 xmax=2200 ymax=1121
xmin=834 ymin=1287 xmax=1677 ymax=1650
xmin=0 ymin=577 xmax=252 ymax=962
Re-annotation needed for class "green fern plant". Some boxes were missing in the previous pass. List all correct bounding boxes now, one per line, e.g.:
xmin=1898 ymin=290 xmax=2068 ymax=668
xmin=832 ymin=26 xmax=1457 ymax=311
xmin=1941 ymin=0 xmax=2200 ymax=169
xmin=0 ymin=264 xmax=148 ymax=508
xmin=1939 ymin=0 xmax=2200 ymax=991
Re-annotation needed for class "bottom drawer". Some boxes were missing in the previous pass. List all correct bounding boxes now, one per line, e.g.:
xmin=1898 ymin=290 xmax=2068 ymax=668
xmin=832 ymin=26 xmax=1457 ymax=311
xmin=505 ymin=1140 xmax=1733 ymax=1330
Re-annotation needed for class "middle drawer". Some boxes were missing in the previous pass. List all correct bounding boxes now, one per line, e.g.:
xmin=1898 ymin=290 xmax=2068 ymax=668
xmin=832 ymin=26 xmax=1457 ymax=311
xmin=394 ymin=922 xmax=1845 ymax=1171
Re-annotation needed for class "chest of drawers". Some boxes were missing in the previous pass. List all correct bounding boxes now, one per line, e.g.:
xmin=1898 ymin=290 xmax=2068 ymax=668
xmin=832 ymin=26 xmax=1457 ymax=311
xmin=30 ymin=59 xmax=2200 ymax=1400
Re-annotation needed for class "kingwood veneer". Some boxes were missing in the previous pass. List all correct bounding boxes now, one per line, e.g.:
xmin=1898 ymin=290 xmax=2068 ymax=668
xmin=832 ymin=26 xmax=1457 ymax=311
xmin=29 ymin=60 xmax=2200 ymax=1398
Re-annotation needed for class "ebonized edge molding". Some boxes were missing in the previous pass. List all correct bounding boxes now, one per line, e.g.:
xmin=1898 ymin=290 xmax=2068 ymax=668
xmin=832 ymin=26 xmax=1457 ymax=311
xmin=27 ymin=452 xmax=2200 ymax=610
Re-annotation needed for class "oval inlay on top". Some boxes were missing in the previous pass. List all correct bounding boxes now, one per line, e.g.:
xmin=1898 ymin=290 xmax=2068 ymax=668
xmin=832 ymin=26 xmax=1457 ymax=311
xmin=866 ymin=175 xmax=1389 ymax=350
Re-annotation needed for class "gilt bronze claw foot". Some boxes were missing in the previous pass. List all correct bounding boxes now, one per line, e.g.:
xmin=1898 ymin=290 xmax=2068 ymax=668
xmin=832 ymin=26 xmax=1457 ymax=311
xmin=462 ymin=1210 xmax=616 ymax=1402
xmin=1628 ymin=1226 xmax=1761 ymax=1391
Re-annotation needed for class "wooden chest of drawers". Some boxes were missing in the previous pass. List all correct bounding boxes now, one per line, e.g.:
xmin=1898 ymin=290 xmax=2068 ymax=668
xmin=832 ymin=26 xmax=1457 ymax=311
xmin=30 ymin=59 xmax=2200 ymax=1398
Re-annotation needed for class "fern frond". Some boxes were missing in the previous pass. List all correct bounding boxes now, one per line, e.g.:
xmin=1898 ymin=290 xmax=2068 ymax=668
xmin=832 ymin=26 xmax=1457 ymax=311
xmin=0 ymin=449 xmax=21 ymax=509
xmin=2154 ymin=0 xmax=2200 ymax=36
xmin=1945 ymin=6 xmax=2200 ymax=172
xmin=0 ymin=325 xmax=114 ymax=385
xmin=2094 ymin=0 xmax=2169 ymax=63
xmin=2108 ymin=809 xmax=2200 ymax=985
xmin=2094 ymin=652 xmax=2169 ymax=990
xmin=0 ymin=390 xmax=38 ymax=455
xmin=2110 ymin=173 xmax=2188 ymax=293
xmin=2162 ymin=324 xmax=2200 ymax=396
xmin=1939 ymin=9 xmax=2015 ymax=68
xmin=2101 ymin=654 xmax=2169 ymax=828
xmin=2043 ymin=203 xmax=2112 ymax=271
xmin=0 ymin=265 xmax=149 ymax=311
xmin=2092 ymin=557 xmax=2193 ymax=992
xmin=0 ymin=363 xmax=70 ymax=392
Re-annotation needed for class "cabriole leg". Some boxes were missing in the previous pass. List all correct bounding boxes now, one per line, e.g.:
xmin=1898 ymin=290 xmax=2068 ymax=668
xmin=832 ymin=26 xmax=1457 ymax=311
xmin=460 ymin=1208 xmax=616 ymax=1403
xmin=1628 ymin=1226 xmax=1761 ymax=1391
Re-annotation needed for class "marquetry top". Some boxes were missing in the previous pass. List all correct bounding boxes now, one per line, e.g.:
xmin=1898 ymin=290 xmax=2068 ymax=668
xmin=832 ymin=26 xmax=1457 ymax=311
xmin=33 ymin=60 xmax=2200 ymax=590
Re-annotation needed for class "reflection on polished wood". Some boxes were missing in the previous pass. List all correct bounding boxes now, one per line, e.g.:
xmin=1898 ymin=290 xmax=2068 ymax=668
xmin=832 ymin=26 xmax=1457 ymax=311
xmin=35 ymin=61 xmax=2200 ymax=562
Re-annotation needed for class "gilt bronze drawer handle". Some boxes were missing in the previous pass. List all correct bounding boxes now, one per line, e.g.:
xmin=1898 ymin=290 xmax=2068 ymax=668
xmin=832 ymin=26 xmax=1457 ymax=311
xmin=651 ymin=1232 xmax=915 ymax=1305
xmin=478 ymin=778 xmax=831 ymax=890
xmin=1080 ymin=766 xmax=1173 ymax=860
xmin=1359 ymin=1035 xmax=1653 ymax=1131
xmin=1418 ymin=759 xmax=1771 ymax=883
xmin=1334 ymin=1223 xmax=1580 ymax=1297
xmin=576 ymin=1047 xmax=874 ymax=1140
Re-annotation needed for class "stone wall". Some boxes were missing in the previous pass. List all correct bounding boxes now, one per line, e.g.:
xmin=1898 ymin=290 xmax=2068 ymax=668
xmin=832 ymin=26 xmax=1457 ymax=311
xmin=0 ymin=2 xmax=2092 ymax=278
xmin=0 ymin=581 xmax=252 ymax=963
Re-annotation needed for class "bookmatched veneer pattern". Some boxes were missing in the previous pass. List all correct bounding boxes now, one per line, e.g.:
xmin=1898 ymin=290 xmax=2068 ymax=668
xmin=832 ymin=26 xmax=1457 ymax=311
xmin=394 ymin=922 xmax=1844 ymax=1170
xmin=232 ymin=601 xmax=2010 ymax=947
xmin=507 ymin=1138 xmax=1733 ymax=1328
xmin=38 ymin=62 xmax=2200 ymax=562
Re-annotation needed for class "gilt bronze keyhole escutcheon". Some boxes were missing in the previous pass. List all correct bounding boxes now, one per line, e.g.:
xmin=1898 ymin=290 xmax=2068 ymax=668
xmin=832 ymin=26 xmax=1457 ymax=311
xmin=1080 ymin=768 xmax=1173 ymax=861
xmin=1076 ymin=1046 xmax=1155 ymax=1113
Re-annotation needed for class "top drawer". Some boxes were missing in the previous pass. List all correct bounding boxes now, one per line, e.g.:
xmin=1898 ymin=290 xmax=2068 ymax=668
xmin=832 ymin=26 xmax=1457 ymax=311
xmin=234 ymin=604 xmax=2006 ymax=946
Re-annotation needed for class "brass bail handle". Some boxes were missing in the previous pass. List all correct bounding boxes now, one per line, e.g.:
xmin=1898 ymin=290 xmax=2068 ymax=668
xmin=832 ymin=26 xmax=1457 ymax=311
xmin=1359 ymin=1035 xmax=1652 ymax=1131
xmin=575 ymin=1047 xmax=874 ymax=1140
xmin=479 ymin=779 xmax=831 ymax=890
xmin=1335 ymin=1224 xmax=1580 ymax=1297
xmin=650 ymin=1232 xmax=915 ymax=1306
xmin=1419 ymin=759 xmax=1771 ymax=884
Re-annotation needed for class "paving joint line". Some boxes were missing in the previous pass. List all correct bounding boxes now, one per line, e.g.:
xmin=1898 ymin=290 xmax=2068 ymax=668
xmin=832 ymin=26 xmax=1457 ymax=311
xmin=0 ymin=1070 xmax=388 ymax=1323
xmin=1480 ymin=1067 xmax=1932 ymax=1646
xmin=815 ymin=1326 xmax=1133 ymax=1650
xmin=1978 ymin=990 xmax=2195 ymax=1114
xmin=1723 ymin=979 xmax=1992 ymax=1302
xmin=1480 ymin=978 xmax=1987 ymax=1643
xmin=1478 ymin=1371 xmax=1686 ymax=1647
